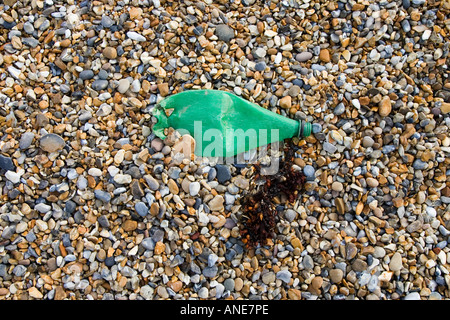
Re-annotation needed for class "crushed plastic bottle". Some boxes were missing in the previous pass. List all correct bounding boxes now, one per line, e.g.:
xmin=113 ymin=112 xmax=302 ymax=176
xmin=152 ymin=89 xmax=312 ymax=157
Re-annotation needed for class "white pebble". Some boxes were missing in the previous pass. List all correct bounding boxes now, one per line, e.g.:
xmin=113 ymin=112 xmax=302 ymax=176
xmin=114 ymin=174 xmax=132 ymax=184
xmin=88 ymin=168 xmax=102 ymax=176
xmin=5 ymin=171 xmax=21 ymax=184
xmin=189 ymin=181 xmax=200 ymax=196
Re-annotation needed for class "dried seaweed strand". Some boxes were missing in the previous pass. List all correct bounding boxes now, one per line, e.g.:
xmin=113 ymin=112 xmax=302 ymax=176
xmin=240 ymin=143 xmax=306 ymax=247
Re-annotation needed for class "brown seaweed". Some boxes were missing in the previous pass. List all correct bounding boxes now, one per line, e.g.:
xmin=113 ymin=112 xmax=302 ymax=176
xmin=239 ymin=143 xmax=306 ymax=247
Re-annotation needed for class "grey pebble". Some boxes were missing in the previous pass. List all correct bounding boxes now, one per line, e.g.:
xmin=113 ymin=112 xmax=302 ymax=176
xmin=215 ymin=283 xmax=225 ymax=298
xmin=311 ymin=64 xmax=326 ymax=71
xmin=26 ymin=230 xmax=36 ymax=242
xmin=22 ymin=38 xmax=40 ymax=48
xmin=144 ymin=175 xmax=159 ymax=190
xmin=98 ymin=70 xmax=109 ymax=80
xmin=64 ymin=254 xmax=77 ymax=262
xmin=64 ymin=200 xmax=77 ymax=215
xmin=224 ymin=278 xmax=235 ymax=291
xmin=13 ymin=265 xmax=27 ymax=277
xmin=168 ymin=167 xmax=181 ymax=179
xmin=225 ymin=248 xmax=236 ymax=261
xmin=413 ymin=159 xmax=428 ymax=170
xmin=79 ymin=70 xmax=94 ymax=80
xmin=362 ymin=136 xmax=374 ymax=148
xmin=333 ymin=103 xmax=345 ymax=116
xmin=252 ymin=47 xmax=266 ymax=59
xmin=94 ymin=190 xmax=111 ymax=202
xmin=127 ymin=31 xmax=146 ymax=41
xmin=91 ymin=79 xmax=109 ymax=91
xmin=198 ymin=287 xmax=209 ymax=299
xmin=303 ymin=255 xmax=314 ymax=269
xmin=215 ymin=164 xmax=231 ymax=183
xmin=79 ymin=111 xmax=92 ymax=122
xmin=98 ymin=215 xmax=110 ymax=228
xmin=323 ymin=142 xmax=337 ymax=154
xmin=151 ymin=229 xmax=164 ymax=242
xmin=312 ymin=123 xmax=322 ymax=134
xmin=0 ymin=265 xmax=8 ymax=279
xmin=367 ymin=275 xmax=379 ymax=292
xmin=135 ymin=202 xmax=149 ymax=217
xmin=77 ymin=176 xmax=88 ymax=190
xmin=439 ymin=225 xmax=450 ymax=237
xmin=170 ymin=255 xmax=184 ymax=268
xmin=203 ymin=265 xmax=218 ymax=278
xmin=404 ymin=292 xmax=421 ymax=300
xmin=19 ymin=132 xmax=35 ymax=149
xmin=296 ymin=52 xmax=313 ymax=62
xmin=0 ymin=155 xmax=15 ymax=171
xmin=401 ymin=20 xmax=411 ymax=33
xmin=23 ymin=22 xmax=34 ymax=34
xmin=303 ymin=165 xmax=315 ymax=177
xmin=284 ymin=209 xmax=297 ymax=222
xmin=215 ymin=24 xmax=234 ymax=42
xmin=276 ymin=270 xmax=292 ymax=283
xmin=34 ymin=203 xmax=51 ymax=213
xmin=208 ymin=168 xmax=217 ymax=181
xmin=67 ymin=169 xmax=78 ymax=180
xmin=208 ymin=253 xmax=218 ymax=267
xmin=141 ymin=238 xmax=154 ymax=251
xmin=101 ymin=15 xmax=114 ymax=28
xmin=1 ymin=226 xmax=16 ymax=239
xmin=254 ymin=61 xmax=266 ymax=71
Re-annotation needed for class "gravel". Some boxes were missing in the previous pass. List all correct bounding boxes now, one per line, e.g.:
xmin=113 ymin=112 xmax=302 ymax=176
xmin=0 ymin=0 xmax=448 ymax=302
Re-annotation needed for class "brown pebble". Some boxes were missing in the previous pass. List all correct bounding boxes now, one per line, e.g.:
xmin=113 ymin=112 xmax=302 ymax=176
xmin=329 ymin=269 xmax=344 ymax=283
xmin=35 ymin=113 xmax=49 ymax=128
xmin=129 ymin=7 xmax=143 ymax=19
xmin=346 ymin=242 xmax=358 ymax=260
xmin=103 ymin=47 xmax=117 ymax=59
xmin=379 ymin=96 xmax=392 ymax=117
xmin=169 ymin=281 xmax=183 ymax=292
xmin=335 ymin=198 xmax=345 ymax=214
xmin=122 ymin=220 xmax=137 ymax=232
xmin=392 ymin=197 xmax=404 ymax=207
xmin=319 ymin=49 xmax=330 ymax=62
xmin=168 ymin=179 xmax=179 ymax=194
xmin=366 ymin=177 xmax=379 ymax=188
xmin=150 ymin=202 xmax=160 ymax=216
xmin=154 ymin=241 xmax=165 ymax=254
xmin=352 ymin=259 xmax=368 ymax=272
xmin=39 ymin=133 xmax=65 ymax=153
xmin=311 ymin=276 xmax=323 ymax=289
xmin=316 ymin=156 xmax=326 ymax=167
xmin=28 ymin=287 xmax=43 ymax=299
xmin=291 ymin=237 xmax=302 ymax=249
xmin=234 ymin=278 xmax=244 ymax=291
xmin=172 ymin=134 xmax=196 ymax=157
xmin=157 ymin=83 xmax=169 ymax=97
xmin=279 ymin=96 xmax=292 ymax=109
xmin=441 ymin=102 xmax=450 ymax=114
xmin=287 ymin=288 xmax=302 ymax=300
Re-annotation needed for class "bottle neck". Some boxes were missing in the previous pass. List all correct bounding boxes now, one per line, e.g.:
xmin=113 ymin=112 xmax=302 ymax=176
xmin=298 ymin=120 xmax=312 ymax=138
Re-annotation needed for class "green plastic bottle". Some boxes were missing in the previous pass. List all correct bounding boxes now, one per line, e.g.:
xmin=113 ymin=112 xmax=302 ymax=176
xmin=152 ymin=89 xmax=312 ymax=158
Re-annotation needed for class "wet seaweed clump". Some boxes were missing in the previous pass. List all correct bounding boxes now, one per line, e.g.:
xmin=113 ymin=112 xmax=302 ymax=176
xmin=239 ymin=144 xmax=306 ymax=247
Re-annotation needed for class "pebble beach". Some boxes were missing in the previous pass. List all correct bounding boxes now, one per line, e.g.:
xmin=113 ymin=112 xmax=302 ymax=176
xmin=0 ymin=0 xmax=449 ymax=301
